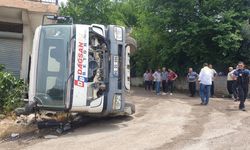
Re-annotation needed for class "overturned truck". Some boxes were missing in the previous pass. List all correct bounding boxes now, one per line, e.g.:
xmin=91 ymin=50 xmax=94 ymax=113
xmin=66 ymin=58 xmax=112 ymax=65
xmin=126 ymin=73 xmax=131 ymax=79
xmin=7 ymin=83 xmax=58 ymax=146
xmin=26 ymin=15 xmax=135 ymax=118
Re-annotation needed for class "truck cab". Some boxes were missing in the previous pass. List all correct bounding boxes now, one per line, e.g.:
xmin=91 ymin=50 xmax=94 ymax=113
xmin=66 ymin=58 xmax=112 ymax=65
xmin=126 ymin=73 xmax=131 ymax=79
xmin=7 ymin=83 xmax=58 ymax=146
xmin=28 ymin=16 xmax=133 ymax=116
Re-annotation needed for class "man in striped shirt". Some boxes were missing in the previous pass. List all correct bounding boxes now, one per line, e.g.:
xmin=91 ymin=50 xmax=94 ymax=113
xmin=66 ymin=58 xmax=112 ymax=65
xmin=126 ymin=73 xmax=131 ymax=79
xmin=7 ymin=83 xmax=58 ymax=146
xmin=187 ymin=68 xmax=198 ymax=97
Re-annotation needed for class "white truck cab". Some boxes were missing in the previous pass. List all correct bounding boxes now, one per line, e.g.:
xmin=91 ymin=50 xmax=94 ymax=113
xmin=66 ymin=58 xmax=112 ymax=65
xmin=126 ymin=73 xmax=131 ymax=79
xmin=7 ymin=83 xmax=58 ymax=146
xmin=28 ymin=15 xmax=134 ymax=116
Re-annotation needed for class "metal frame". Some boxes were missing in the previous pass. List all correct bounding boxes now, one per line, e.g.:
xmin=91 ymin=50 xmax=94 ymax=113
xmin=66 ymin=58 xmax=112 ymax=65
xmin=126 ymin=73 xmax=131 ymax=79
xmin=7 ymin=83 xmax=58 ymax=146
xmin=42 ymin=15 xmax=73 ymax=25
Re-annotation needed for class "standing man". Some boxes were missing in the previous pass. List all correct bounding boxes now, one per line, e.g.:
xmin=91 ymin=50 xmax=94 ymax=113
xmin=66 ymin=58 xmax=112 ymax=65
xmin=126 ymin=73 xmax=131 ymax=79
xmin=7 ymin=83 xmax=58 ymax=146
xmin=143 ymin=70 xmax=150 ymax=90
xmin=187 ymin=68 xmax=198 ymax=97
xmin=232 ymin=66 xmax=239 ymax=101
xmin=198 ymin=63 xmax=213 ymax=105
xmin=227 ymin=67 xmax=234 ymax=98
xmin=161 ymin=67 xmax=168 ymax=95
xmin=233 ymin=61 xmax=250 ymax=111
xmin=152 ymin=69 xmax=156 ymax=91
xmin=148 ymin=69 xmax=154 ymax=91
xmin=167 ymin=69 xmax=178 ymax=95
xmin=209 ymin=64 xmax=217 ymax=97
xmin=153 ymin=68 xmax=162 ymax=95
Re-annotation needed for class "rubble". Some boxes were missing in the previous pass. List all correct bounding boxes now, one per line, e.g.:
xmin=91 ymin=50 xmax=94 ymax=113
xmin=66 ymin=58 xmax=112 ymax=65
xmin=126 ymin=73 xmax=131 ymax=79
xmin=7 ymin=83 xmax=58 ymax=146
xmin=15 ymin=115 xmax=28 ymax=125
xmin=10 ymin=133 xmax=19 ymax=139
xmin=26 ymin=114 xmax=36 ymax=125
xmin=1 ymin=111 xmax=75 ymax=142
xmin=44 ymin=135 xmax=58 ymax=139
xmin=14 ymin=107 xmax=27 ymax=116
xmin=0 ymin=114 xmax=5 ymax=119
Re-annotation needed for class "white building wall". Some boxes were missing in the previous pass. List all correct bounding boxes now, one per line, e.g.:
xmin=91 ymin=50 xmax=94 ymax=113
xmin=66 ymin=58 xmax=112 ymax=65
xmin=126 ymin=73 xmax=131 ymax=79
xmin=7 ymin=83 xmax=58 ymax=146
xmin=0 ymin=0 xmax=58 ymax=81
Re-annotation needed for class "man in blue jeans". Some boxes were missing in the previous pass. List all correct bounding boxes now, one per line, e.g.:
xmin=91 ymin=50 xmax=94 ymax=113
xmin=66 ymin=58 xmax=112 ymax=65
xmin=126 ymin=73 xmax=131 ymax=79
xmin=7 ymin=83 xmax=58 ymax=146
xmin=233 ymin=61 xmax=250 ymax=111
xmin=198 ymin=63 xmax=213 ymax=105
xmin=153 ymin=68 xmax=162 ymax=95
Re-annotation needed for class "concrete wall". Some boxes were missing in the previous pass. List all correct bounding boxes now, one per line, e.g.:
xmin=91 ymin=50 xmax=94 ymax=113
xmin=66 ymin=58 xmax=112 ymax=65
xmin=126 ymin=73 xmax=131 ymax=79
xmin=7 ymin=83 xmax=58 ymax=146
xmin=174 ymin=76 xmax=228 ymax=95
xmin=0 ymin=0 xmax=58 ymax=13
xmin=131 ymin=77 xmax=144 ymax=87
xmin=131 ymin=76 xmax=235 ymax=96
xmin=21 ymin=11 xmax=33 ymax=81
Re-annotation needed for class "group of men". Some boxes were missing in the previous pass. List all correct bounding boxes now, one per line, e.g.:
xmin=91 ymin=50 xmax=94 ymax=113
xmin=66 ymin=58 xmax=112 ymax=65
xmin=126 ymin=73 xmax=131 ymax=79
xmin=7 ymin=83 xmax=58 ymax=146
xmin=143 ymin=67 xmax=178 ymax=95
xmin=226 ymin=62 xmax=250 ymax=111
xmin=188 ymin=62 xmax=249 ymax=111
xmin=144 ymin=61 xmax=250 ymax=111
xmin=187 ymin=64 xmax=217 ymax=97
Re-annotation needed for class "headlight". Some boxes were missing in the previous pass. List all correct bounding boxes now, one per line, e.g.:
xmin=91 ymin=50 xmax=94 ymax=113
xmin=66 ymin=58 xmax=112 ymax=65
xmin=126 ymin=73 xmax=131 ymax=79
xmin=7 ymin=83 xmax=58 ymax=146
xmin=114 ymin=27 xmax=123 ymax=41
xmin=113 ymin=94 xmax=122 ymax=110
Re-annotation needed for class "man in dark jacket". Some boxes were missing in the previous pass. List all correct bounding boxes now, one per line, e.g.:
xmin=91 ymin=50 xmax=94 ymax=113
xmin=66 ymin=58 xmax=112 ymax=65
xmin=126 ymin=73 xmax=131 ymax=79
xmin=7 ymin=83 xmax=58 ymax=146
xmin=233 ymin=61 xmax=250 ymax=111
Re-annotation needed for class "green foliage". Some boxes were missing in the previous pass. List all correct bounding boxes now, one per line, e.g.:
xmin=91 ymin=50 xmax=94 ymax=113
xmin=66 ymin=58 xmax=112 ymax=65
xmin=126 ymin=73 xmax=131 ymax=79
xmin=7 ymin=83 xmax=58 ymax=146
xmin=132 ymin=0 xmax=250 ymax=75
xmin=60 ymin=0 xmax=139 ymax=27
xmin=0 ymin=64 xmax=4 ymax=72
xmin=60 ymin=0 xmax=250 ymax=76
xmin=0 ymin=67 xmax=26 ymax=113
xmin=60 ymin=0 xmax=112 ymax=24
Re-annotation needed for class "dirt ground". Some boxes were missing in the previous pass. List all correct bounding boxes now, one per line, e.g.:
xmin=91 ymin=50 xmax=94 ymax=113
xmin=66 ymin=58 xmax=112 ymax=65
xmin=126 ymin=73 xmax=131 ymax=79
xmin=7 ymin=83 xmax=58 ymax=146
xmin=1 ymin=87 xmax=250 ymax=150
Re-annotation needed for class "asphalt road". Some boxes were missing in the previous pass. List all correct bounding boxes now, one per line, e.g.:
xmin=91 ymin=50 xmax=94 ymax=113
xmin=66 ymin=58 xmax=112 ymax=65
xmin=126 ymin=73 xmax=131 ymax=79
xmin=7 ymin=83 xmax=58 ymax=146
xmin=1 ymin=87 xmax=250 ymax=150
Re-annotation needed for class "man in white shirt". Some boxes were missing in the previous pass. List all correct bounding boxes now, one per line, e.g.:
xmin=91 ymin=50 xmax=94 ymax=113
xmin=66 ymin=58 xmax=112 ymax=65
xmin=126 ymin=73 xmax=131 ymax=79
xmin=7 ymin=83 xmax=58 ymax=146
xmin=227 ymin=67 xmax=234 ymax=98
xmin=143 ymin=70 xmax=150 ymax=90
xmin=198 ymin=63 xmax=213 ymax=105
xmin=153 ymin=68 xmax=162 ymax=95
xmin=209 ymin=64 xmax=217 ymax=97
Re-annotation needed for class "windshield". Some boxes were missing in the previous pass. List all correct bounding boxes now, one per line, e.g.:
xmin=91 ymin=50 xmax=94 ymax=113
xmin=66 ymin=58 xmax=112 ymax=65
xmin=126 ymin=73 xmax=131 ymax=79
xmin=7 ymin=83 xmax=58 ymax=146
xmin=35 ymin=25 xmax=71 ymax=108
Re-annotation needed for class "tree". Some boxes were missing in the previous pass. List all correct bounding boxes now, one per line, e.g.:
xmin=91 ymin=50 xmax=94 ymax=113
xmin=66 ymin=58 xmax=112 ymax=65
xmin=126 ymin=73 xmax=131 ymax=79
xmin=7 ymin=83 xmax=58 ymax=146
xmin=132 ymin=0 xmax=250 ymax=75
xmin=60 ymin=0 xmax=113 ymax=24
xmin=60 ymin=0 xmax=250 ymax=76
xmin=59 ymin=0 xmax=138 ymax=26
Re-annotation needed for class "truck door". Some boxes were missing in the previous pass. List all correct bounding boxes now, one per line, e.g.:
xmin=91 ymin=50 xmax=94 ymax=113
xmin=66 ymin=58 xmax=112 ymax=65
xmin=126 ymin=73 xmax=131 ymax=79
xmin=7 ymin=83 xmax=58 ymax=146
xmin=70 ymin=25 xmax=105 ymax=113
xmin=29 ymin=25 xmax=73 ymax=111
